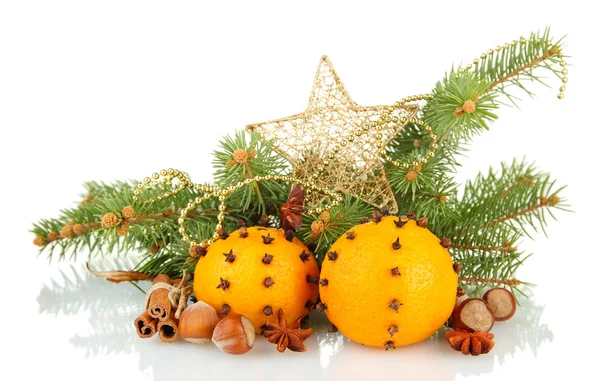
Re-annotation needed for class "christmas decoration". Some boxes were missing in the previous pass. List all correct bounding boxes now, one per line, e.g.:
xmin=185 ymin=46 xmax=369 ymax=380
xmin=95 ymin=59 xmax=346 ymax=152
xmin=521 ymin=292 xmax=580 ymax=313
xmin=31 ymin=28 xmax=570 ymax=354
xmin=247 ymin=56 xmax=427 ymax=213
xmin=318 ymin=215 xmax=458 ymax=348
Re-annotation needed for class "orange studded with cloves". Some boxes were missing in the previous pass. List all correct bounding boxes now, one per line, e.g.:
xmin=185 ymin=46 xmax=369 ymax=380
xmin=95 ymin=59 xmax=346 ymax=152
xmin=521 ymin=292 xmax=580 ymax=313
xmin=319 ymin=217 xmax=457 ymax=348
xmin=193 ymin=227 xmax=319 ymax=332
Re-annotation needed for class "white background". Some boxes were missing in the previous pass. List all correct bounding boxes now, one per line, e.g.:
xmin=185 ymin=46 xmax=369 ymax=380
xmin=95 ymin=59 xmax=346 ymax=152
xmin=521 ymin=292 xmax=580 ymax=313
xmin=1 ymin=1 xmax=598 ymax=380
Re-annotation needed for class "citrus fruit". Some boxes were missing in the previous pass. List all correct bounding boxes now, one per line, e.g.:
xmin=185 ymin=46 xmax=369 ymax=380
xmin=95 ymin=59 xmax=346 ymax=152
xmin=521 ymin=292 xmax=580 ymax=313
xmin=319 ymin=216 xmax=458 ymax=348
xmin=194 ymin=227 xmax=319 ymax=332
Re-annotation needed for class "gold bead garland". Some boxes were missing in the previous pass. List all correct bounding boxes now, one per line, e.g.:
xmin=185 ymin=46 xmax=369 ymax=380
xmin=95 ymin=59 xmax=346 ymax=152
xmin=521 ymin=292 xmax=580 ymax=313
xmin=133 ymin=169 xmax=219 ymax=204
xmin=132 ymin=169 xmax=342 ymax=250
xmin=178 ymin=174 xmax=342 ymax=248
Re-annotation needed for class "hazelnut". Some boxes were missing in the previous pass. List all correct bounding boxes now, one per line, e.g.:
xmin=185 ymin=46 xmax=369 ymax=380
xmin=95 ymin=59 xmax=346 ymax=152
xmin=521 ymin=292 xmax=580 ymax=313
xmin=178 ymin=301 xmax=220 ymax=344
xmin=211 ymin=314 xmax=255 ymax=355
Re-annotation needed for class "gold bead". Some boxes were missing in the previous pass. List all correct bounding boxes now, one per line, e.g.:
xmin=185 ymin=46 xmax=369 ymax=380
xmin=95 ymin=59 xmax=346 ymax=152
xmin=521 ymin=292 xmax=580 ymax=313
xmin=152 ymin=173 xmax=159 ymax=180
xmin=182 ymin=236 xmax=190 ymax=243
xmin=332 ymin=200 xmax=340 ymax=206
xmin=496 ymin=46 xmax=502 ymax=51
xmin=218 ymin=204 xmax=226 ymax=212
xmin=328 ymin=153 xmax=335 ymax=159
xmin=160 ymin=170 xmax=167 ymax=176
xmin=421 ymin=158 xmax=428 ymax=164
xmin=179 ymin=227 xmax=186 ymax=234
xmin=355 ymin=129 xmax=363 ymax=136
xmin=213 ymin=232 xmax=220 ymax=240
xmin=562 ymin=69 xmax=568 ymax=75
xmin=216 ymin=223 xmax=223 ymax=230
xmin=324 ymin=205 xmax=332 ymax=211
xmin=317 ymin=166 xmax=324 ymax=172
xmin=557 ymin=93 xmax=564 ymax=99
xmin=341 ymin=141 xmax=347 ymax=146
xmin=473 ymin=58 xmax=479 ymax=65
xmin=402 ymin=163 xmax=410 ymax=169
xmin=178 ymin=218 xmax=185 ymax=224
xmin=425 ymin=126 xmax=432 ymax=132
xmin=219 ymin=195 xmax=225 ymax=202
xmin=560 ymin=61 xmax=566 ymax=67
xmin=562 ymin=77 xmax=568 ymax=83
xmin=167 ymin=169 xmax=174 ymax=175
xmin=393 ymin=160 xmax=400 ymax=167
xmin=488 ymin=49 xmax=494 ymax=55
xmin=376 ymin=133 xmax=383 ymax=140
xmin=323 ymin=160 xmax=330 ymax=166
xmin=206 ymin=239 xmax=213 ymax=246
xmin=265 ymin=175 xmax=272 ymax=180
xmin=560 ymin=86 xmax=566 ymax=92
xmin=218 ymin=214 xmax=225 ymax=222
xmin=348 ymin=136 xmax=355 ymax=142
xmin=144 ymin=177 xmax=151 ymax=184
xmin=315 ymin=207 xmax=323 ymax=214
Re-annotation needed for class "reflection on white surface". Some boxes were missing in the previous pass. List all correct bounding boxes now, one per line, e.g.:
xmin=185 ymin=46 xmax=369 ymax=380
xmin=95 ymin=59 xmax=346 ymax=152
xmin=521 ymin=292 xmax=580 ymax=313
xmin=36 ymin=257 xmax=553 ymax=381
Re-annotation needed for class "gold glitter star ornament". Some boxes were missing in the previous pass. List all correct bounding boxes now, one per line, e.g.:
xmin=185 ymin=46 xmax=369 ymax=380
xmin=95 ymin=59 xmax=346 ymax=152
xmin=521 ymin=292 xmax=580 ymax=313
xmin=246 ymin=56 xmax=418 ymax=214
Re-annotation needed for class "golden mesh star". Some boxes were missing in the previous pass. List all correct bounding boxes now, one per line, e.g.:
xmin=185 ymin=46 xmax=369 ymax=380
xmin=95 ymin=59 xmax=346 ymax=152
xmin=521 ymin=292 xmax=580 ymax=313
xmin=246 ymin=56 xmax=417 ymax=214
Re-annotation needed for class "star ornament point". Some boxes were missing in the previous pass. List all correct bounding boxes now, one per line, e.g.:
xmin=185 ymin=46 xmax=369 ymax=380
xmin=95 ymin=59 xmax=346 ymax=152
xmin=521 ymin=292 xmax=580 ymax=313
xmin=246 ymin=56 xmax=417 ymax=214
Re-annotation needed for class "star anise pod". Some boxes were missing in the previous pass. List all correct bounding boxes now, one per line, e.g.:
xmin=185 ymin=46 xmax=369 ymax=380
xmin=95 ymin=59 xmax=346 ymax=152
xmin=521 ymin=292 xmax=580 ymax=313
xmin=280 ymin=185 xmax=304 ymax=232
xmin=264 ymin=308 xmax=312 ymax=352
xmin=445 ymin=329 xmax=495 ymax=356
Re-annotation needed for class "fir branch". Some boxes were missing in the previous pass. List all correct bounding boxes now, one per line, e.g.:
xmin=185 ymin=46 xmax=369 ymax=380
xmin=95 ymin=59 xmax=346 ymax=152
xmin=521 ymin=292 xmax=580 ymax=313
xmin=475 ymin=28 xmax=566 ymax=104
xmin=212 ymin=130 xmax=289 ymax=216
xmin=422 ymin=70 xmax=498 ymax=144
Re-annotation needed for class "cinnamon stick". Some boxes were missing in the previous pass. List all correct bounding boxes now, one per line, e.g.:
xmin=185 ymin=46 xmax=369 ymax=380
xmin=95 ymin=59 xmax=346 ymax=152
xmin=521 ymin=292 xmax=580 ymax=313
xmin=157 ymin=315 xmax=179 ymax=343
xmin=148 ymin=274 xmax=172 ymax=321
xmin=134 ymin=311 xmax=158 ymax=338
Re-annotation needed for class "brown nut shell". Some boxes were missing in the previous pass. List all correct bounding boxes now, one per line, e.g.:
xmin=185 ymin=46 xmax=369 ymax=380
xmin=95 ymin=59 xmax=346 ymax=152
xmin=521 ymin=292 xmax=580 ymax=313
xmin=452 ymin=297 xmax=495 ymax=333
xmin=483 ymin=288 xmax=517 ymax=321
xmin=212 ymin=314 xmax=256 ymax=355
xmin=178 ymin=300 xmax=220 ymax=344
